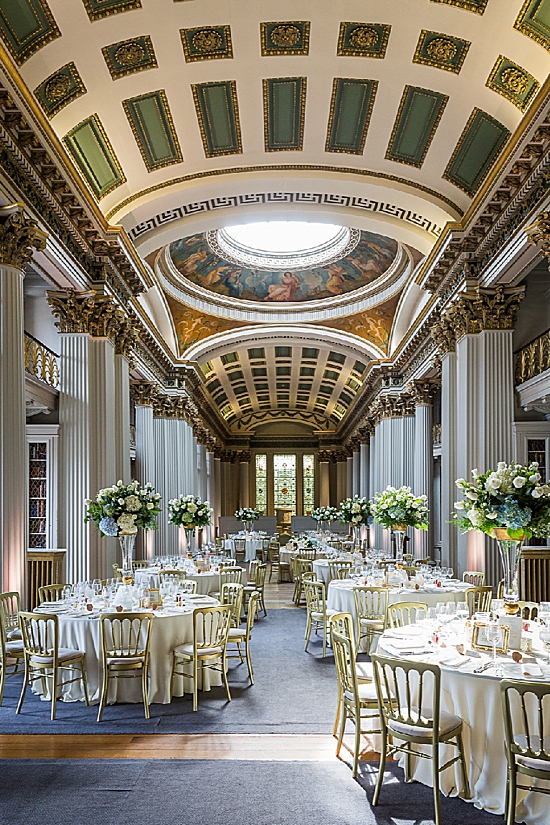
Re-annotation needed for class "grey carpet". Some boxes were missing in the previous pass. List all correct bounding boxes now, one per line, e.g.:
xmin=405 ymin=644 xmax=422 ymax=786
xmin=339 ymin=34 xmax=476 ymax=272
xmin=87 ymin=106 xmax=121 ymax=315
xmin=0 ymin=609 xmax=340 ymax=734
xmin=0 ymin=759 xmax=504 ymax=825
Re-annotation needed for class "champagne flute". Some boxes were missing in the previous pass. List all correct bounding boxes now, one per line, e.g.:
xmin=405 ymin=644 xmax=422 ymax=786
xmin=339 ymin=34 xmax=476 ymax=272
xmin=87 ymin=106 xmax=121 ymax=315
xmin=485 ymin=618 xmax=502 ymax=675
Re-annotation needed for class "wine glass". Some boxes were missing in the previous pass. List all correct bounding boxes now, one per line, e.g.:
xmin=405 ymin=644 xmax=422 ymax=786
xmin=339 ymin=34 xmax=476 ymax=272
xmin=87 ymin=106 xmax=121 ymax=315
xmin=92 ymin=579 xmax=102 ymax=598
xmin=415 ymin=607 xmax=427 ymax=627
xmin=485 ymin=618 xmax=502 ymax=675
xmin=539 ymin=626 xmax=550 ymax=664
xmin=456 ymin=601 xmax=469 ymax=623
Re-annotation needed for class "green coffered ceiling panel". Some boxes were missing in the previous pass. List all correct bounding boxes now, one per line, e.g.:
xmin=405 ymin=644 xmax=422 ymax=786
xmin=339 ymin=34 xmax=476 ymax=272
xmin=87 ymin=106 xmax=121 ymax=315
xmin=386 ymin=86 xmax=448 ymax=168
xmin=181 ymin=26 xmax=233 ymax=62
xmin=486 ymin=55 xmax=540 ymax=111
xmin=0 ymin=0 xmax=60 ymax=65
xmin=192 ymin=80 xmax=242 ymax=158
xmin=260 ymin=21 xmax=310 ymax=56
xmin=515 ymin=0 xmax=550 ymax=51
xmin=34 ymin=62 xmax=86 ymax=118
xmin=63 ymin=115 xmax=127 ymax=199
xmin=337 ymin=22 xmax=391 ymax=58
xmin=444 ymin=108 xmax=510 ymax=194
xmin=102 ymin=36 xmax=157 ymax=80
xmin=263 ymin=77 xmax=306 ymax=151
xmin=81 ymin=0 xmax=141 ymax=22
xmin=123 ymin=90 xmax=183 ymax=172
xmin=413 ymin=30 xmax=470 ymax=74
xmin=325 ymin=78 xmax=378 ymax=155
xmin=430 ymin=0 xmax=488 ymax=13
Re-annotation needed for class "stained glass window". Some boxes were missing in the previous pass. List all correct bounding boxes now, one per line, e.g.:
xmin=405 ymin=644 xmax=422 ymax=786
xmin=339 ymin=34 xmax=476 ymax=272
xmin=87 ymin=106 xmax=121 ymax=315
xmin=255 ymin=454 xmax=267 ymax=515
xmin=274 ymin=454 xmax=296 ymax=514
xmin=303 ymin=454 xmax=314 ymax=515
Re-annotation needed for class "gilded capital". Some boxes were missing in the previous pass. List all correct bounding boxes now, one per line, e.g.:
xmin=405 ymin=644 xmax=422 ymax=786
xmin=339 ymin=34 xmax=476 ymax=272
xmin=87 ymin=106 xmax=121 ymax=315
xmin=525 ymin=212 xmax=550 ymax=264
xmin=317 ymin=449 xmax=333 ymax=463
xmin=370 ymin=393 xmax=415 ymax=422
xmin=238 ymin=450 xmax=252 ymax=463
xmin=0 ymin=204 xmax=47 ymax=270
xmin=152 ymin=394 xmax=188 ymax=420
xmin=410 ymin=380 xmax=439 ymax=407
xmin=453 ymin=286 xmax=525 ymax=335
xmin=130 ymin=381 xmax=160 ymax=407
xmin=430 ymin=316 xmax=457 ymax=356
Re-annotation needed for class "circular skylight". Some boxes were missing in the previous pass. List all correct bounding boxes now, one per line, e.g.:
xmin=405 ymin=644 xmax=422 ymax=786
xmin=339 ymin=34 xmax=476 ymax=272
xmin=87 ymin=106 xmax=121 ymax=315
xmin=208 ymin=221 xmax=360 ymax=271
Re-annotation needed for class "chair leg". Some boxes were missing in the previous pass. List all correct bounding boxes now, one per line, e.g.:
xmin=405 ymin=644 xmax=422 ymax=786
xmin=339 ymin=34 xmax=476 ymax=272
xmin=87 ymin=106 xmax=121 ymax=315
xmin=336 ymin=702 xmax=347 ymax=758
xmin=80 ymin=661 xmax=90 ymax=707
xmin=456 ymin=731 xmax=470 ymax=798
xmin=353 ymin=710 xmax=361 ymax=778
xmin=432 ymin=742 xmax=442 ymax=825
xmin=372 ymin=726 xmax=387 ymax=806
xmin=97 ymin=665 xmax=109 ymax=722
xmin=506 ymin=763 xmax=517 ymax=825
xmin=141 ymin=664 xmax=150 ymax=719
xmin=304 ymin=613 xmax=311 ymax=650
xmin=0 ymin=661 xmax=5 ymax=707
xmin=333 ymin=683 xmax=342 ymax=738
xmin=193 ymin=658 xmax=198 ymax=712
xmin=244 ymin=640 xmax=254 ymax=685
xmin=222 ymin=650 xmax=231 ymax=703
xmin=16 ymin=658 xmax=30 ymax=714
xmin=50 ymin=669 xmax=57 ymax=721
xmin=322 ymin=619 xmax=328 ymax=658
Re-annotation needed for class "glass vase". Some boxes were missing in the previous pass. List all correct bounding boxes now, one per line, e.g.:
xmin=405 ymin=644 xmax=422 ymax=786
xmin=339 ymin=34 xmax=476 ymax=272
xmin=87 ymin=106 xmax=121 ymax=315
xmin=493 ymin=528 xmax=523 ymax=614
xmin=118 ymin=532 xmax=136 ymax=584
xmin=391 ymin=527 xmax=407 ymax=564
xmin=352 ymin=525 xmax=361 ymax=551
xmin=185 ymin=528 xmax=196 ymax=555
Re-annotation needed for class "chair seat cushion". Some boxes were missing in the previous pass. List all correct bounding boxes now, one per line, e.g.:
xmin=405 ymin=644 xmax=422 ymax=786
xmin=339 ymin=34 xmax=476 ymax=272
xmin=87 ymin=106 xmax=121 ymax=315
xmin=515 ymin=735 xmax=550 ymax=771
xmin=174 ymin=643 xmax=223 ymax=657
xmin=228 ymin=628 xmax=246 ymax=639
xmin=344 ymin=682 xmax=378 ymax=702
xmin=356 ymin=661 xmax=373 ymax=681
xmin=388 ymin=707 xmax=462 ymax=739
xmin=5 ymin=640 xmax=24 ymax=655
xmin=359 ymin=618 xmax=385 ymax=627
xmin=31 ymin=647 xmax=82 ymax=664
xmin=7 ymin=628 xmax=22 ymax=641
xmin=516 ymin=754 xmax=550 ymax=772
xmin=106 ymin=656 xmax=144 ymax=666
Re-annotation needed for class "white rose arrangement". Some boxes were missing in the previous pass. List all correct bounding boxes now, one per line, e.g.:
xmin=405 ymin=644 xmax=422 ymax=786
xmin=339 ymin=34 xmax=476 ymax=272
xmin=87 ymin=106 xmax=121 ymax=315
xmin=85 ymin=480 xmax=161 ymax=536
xmin=372 ymin=486 xmax=429 ymax=531
xmin=338 ymin=496 xmax=372 ymax=526
xmin=235 ymin=508 xmax=260 ymax=523
xmin=312 ymin=506 xmax=339 ymax=522
xmin=168 ymin=495 xmax=212 ymax=529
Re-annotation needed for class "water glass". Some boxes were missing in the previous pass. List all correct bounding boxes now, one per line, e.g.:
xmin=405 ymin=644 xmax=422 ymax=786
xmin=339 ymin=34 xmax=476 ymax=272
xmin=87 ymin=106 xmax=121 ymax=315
xmin=456 ymin=601 xmax=469 ymax=622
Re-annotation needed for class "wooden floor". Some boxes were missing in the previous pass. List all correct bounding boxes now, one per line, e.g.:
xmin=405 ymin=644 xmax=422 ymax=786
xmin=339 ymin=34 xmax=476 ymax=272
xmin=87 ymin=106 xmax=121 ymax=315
xmin=0 ymin=576 xmax=379 ymax=764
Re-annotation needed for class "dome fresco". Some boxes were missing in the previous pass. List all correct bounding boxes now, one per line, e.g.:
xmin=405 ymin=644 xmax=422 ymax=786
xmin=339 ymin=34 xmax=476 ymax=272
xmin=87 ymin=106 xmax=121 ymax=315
xmin=168 ymin=230 xmax=399 ymax=303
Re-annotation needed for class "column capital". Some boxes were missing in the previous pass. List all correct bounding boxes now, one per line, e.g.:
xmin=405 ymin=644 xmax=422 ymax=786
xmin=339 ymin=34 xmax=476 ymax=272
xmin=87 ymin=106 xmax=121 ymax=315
xmin=47 ymin=289 xmax=139 ymax=356
xmin=369 ymin=392 xmax=415 ymax=423
xmin=525 ymin=211 xmax=550 ymax=265
xmin=237 ymin=450 xmax=252 ymax=463
xmin=152 ymin=393 xmax=188 ymax=420
xmin=317 ymin=449 xmax=334 ymax=463
xmin=430 ymin=316 xmax=457 ymax=356
xmin=0 ymin=203 xmax=47 ymax=270
xmin=409 ymin=379 xmax=440 ymax=407
xmin=130 ymin=381 xmax=161 ymax=407
xmin=447 ymin=285 xmax=525 ymax=339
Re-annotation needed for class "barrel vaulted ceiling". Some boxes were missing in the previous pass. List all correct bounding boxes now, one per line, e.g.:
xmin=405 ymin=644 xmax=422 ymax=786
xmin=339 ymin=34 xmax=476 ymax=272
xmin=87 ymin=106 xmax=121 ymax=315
xmin=2 ymin=0 xmax=550 ymax=435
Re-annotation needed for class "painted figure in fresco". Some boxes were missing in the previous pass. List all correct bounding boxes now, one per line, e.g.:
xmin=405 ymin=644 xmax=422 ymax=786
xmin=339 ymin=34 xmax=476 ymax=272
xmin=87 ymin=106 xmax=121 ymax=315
xmin=325 ymin=263 xmax=348 ymax=295
xmin=176 ymin=248 xmax=208 ymax=278
xmin=201 ymin=264 xmax=233 ymax=288
xmin=265 ymin=272 xmax=301 ymax=301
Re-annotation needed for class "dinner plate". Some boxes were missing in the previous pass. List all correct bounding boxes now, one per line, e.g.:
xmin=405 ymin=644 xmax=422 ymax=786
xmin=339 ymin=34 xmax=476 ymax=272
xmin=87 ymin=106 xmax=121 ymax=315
xmin=387 ymin=625 xmax=424 ymax=638
xmin=501 ymin=662 xmax=546 ymax=680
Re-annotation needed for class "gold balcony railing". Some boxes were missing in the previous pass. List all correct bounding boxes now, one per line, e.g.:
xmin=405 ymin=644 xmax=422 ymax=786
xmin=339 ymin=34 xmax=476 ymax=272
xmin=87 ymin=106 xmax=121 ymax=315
xmin=24 ymin=332 xmax=60 ymax=389
xmin=515 ymin=327 xmax=550 ymax=385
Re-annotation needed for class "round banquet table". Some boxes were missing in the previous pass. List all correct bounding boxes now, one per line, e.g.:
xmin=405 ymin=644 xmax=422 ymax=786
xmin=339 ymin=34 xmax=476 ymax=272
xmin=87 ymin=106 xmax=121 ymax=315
xmin=327 ymin=579 xmax=471 ymax=649
xmin=374 ymin=632 xmax=550 ymax=824
xmin=34 ymin=603 xmax=222 ymax=705
xmin=223 ymin=537 xmax=262 ymax=562
xmin=134 ymin=568 xmax=219 ymax=595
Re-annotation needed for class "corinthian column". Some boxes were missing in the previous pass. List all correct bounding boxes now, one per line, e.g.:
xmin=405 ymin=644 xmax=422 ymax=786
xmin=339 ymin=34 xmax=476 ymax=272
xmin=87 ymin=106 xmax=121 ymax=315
xmin=0 ymin=205 xmax=47 ymax=599
xmin=412 ymin=381 xmax=437 ymax=559
xmin=133 ymin=383 xmax=157 ymax=560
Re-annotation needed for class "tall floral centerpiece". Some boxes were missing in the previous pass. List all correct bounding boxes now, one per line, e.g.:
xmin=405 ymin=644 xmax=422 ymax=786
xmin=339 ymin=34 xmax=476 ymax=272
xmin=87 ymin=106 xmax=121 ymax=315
xmin=168 ymin=495 xmax=212 ymax=553
xmin=85 ymin=481 xmax=161 ymax=582
xmin=338 ymin=496 xmax=372 ymax=548
xmin=454 ymin=461 xmax=550 ymax=613
xmin=372 ymin=486 xmax=429 ymax=562
xmin=235 ymin=507 xmax=260 ymax=534
xmin=312 ymin=506 xmax=339 ymax=533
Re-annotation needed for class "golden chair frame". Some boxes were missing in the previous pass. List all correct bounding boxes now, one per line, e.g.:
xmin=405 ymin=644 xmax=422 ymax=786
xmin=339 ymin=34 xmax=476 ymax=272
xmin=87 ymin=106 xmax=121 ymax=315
xmin=97 ymin=612 xmax=153 ymax=721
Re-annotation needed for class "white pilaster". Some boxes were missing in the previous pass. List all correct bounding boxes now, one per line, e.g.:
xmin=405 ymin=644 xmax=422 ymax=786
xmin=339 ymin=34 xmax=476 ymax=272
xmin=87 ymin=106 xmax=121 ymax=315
xmin=319 ymin=460 xmax=330 ymax=507
xmin=135 ymin=403 xmax=155 ymax=559
xmin=359 ymin=441 xmax=369 ymax=498
xmin=114 ymin=355 xmax=131 ymax=485
xmin=346 ymin=456 xmax=353 ymax=498
xmin=352 ymin=451 xmax=360 ymax=496
xmin=441 ymin=351 xmax=457 ymax=571
xmin=413 ymin=403 xmax=432 ymax=559
xmin=239 ymin=460 xmax=250 ymax=508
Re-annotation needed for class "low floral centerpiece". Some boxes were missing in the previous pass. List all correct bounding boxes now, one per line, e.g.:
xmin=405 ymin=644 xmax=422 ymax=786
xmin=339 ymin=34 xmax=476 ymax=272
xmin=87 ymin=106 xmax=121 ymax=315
xmin=85 ymin=480 xmax=161 ymax=580
xmin=372 ymin=486 xmax=429 ymax=561
xmin=338 ymin=496 xmax=372 ymax=548
xmin=311 ymin=506 xmax=339 ymax=532
xmin=168 ymin=494 xmax=212 ymax=553
xmin=454 ymin=461 xmax=550 ymax=611
xmin=235 ymin=507 xmax=260 ymax=533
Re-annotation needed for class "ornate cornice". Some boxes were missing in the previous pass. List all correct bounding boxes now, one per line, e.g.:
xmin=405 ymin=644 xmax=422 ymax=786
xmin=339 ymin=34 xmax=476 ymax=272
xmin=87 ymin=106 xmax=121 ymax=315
xmin=0 ymin=203 xmax=47 ymax=269
xmin=525 ymin=211 xmax=550 ymax=265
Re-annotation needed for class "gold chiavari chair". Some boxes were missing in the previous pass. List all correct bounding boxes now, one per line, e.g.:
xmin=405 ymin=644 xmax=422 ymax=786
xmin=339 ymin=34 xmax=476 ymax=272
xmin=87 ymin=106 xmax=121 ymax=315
xmin=518 ymin=601 xmax=539 ymax=620
xmin=268 ymin=544 xmax=281 ymax=581
xmin=17 ymin=612 xmax=89 ymax=720
xmin=497 ymin=578 xmax=505 ymax=600
xmin=171 ymin=605 xmax=232 ymax=711
xmin=220 ymin=582 xmax=244 ymax=628
xmin=372 ymin=654 xmax=470 ymax=825
xmin=38 ymin=583 xmax=67 ymax=603
xmin=246 ymin=559 xmax=261 ymax=586
xmin=388 ymin=601 xmax=429 ymax=629
xmin=132 ymin=560 xmax=149 ymax=570
xmin=465 ymin=585 xmax=492 ymax=616
xmin=329 ymin=612 xmax=373 ymax=737
xmin=112 ymin=563 xmax=122 ymax=580
xmin=293 ymin=557 xmax=313 ymax=605
xmin=353 ymin=586 xmax=389 ymax=652
xmin=213 ymin=566 xmax=243 ymax=599
xmin=97 ymin=612 xmax=153 ymax=721
xmin=333 ymin=629 xmax=381 ymax=777
xmin=179 ymin=579 xmax=198 ymax=595
xmin=0 ymin=591 xmax=22 ymax=641
xmin=501 ymin=679 xmax=550 ymax=825
xmin=328 ymin=560 xmax=352 ymax=581
xmin=233 ymin=538 xmax=246 ymax=563
xmin=0 ymin=603 xmax=24 ymax=705
xmin=226 ymin=591 xmax=259 ymax=684
xmin=244 ymin=562 xmax=267 ymax=617
xmin=304 ymin=580 xmax=337 ymax=657
xmin=260 ymin=537 xmax=270 ymax=562
xmin=463 ymin=571 xmax=486 ymax=587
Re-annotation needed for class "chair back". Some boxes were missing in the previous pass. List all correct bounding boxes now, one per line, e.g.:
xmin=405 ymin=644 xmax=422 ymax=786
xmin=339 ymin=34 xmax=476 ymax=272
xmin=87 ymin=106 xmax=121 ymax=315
xmin=501 ymin=679 xmax=550 ymax=771
xmin=388 ymin=601 xmax=429 ymax=628
xmin=220 ymin=582 xmax=244 ymax=625
xmin=193 ymin=605 xmax=232 ymax=651
xmin=295 ymin=558 xmax=313 ymax=578
xmin=329 ymin=611 xmax=355 ymax=646
xmin=244 ymin=591 xmax=259 ymax=639
xmin=403 ymin=553 xmax=414 ymax=564
xmin=465 ymin=585 xmax=492 ymax=616
xmin=219 ymin=567 xmax=243 ymax=591
xmin=304 ymin=579 xmax=326 ymax=615
xmin=19 ymin=611 xmax=59 ymax=658
xmin=234 ymin=538 xmax=246 ymax=561
xmin=497 ymin=578 xmax=505 ymax=600
xmin=298 ymin=548 xmax=315 ymax=561
xmin=180 ymin=579 xmax=197 ymax=594
xmin=38 ymin=584 xmax=66 ymax=603
xmin=518 ymin=601 xmax=539 ymax=620
xmin=100 ymin=613 xmax=153 ymax=661
xmin=0 ymin=591 xmax=20 ymax=639
xmin=463 ymin=570 xmax=486 ymax=587
xmin=332 ymin=629 xmax=359 ymax=703
xmin=353 ymin=586 xmax=389 ymax=623
xmin=268 ymin=545 xmax=280 ymax=564
xmin=112 ymin=563 xmax=122 ymax=580
xmin=328 ymin=560 xmax=352 ymax=580
xmin=248 ymin=559 xmax=261 ymax=583
xmin=159 ymin=570 xmax=185 ymax=583
xmin=372 ymin=653 xmax=441 ymax=741
xmin=254 ymin=563 xmax=267 ymax=590
xmin=132 ymin=561 xmax=149 ymax=570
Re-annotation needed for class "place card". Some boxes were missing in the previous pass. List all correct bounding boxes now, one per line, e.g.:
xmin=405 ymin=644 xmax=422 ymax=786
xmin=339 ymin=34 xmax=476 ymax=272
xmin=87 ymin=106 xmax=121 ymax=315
xmin=472 ymin=622 xmax=510 ymax=654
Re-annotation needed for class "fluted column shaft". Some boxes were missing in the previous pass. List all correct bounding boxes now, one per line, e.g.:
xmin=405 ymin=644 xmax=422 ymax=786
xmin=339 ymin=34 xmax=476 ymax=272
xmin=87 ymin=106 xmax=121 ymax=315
xmin=352 ymin=451 xmax=360 ymax=496
xmin=114 ymin=355 xmax=131 ymax=485
xmin=206 ymin=451 xmax=214 ymax=543
xmin=413 ymin=404 xmax=432 ymax=559
xmin=359 ymin=442 xmax=369 ymax=498
xmin=0 ymin=264 xmax=27 ymax=597
xmin=319 ymin=461 xmax=330 ymax=507
xmin=346 ymin=456 xmax=353 ymax=499
xmin=213 ymin=456 xmax=221 ymax=536
xmin=441 ymin=352 xmax=457 ymax=571
xmin=135 ymin=404 xmax=155 ymax=559
xmin=336 ymin=460 xmax=347 ymax=505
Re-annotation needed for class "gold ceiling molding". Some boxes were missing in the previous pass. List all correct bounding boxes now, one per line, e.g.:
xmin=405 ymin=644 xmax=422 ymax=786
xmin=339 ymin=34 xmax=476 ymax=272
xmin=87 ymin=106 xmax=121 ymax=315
xmin=0 ymin=203 xmax=48 ymax=269
xmin=105 ymin=164 xmax=463 ymax=222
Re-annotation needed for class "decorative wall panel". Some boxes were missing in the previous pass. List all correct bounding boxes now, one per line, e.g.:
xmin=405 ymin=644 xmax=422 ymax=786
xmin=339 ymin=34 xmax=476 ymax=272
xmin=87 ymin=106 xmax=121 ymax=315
xmin=123 ymin=90 xmax=183 ymax=171
xmin=443 ymin=107 xmax=510 ymax=194
xmin=260 ymin=21 xmax=310 ymax=56
xmin=337 ymin=22 xmax=391 ymax=58
xmin=0 ymin=0 xmax=60 ymax=65
xmin=81 ymin=0 xmax=141 ymax=22
xmin=515 ymin=0 xmax=550 ymax=51
xmin=325 ymin=78 xmax=378 ymax=155
xmin=430 ymin=0 xmax=488 ymax=13
xmin=486 ymin=55 xmax=539 ymax=111
xmin=181 ymin=25 xmax=233 ymax=62
xmin=102 ymin=35 xmax=157 ymax=80
xmin=413 ymin=30 xmax=470 ymax=74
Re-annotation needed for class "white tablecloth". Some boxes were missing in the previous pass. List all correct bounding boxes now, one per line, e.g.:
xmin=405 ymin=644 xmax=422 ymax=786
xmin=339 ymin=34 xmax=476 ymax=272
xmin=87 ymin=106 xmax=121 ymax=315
xmin=135 ymin=568 xmax=219 ymax=595
xmin=35 ymin=605 xmax=222 ymax=705
xmin=376 ymin=633 xmax=550 ymax=824
xmin=223 ymin=538 xmax=262 ymax=562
